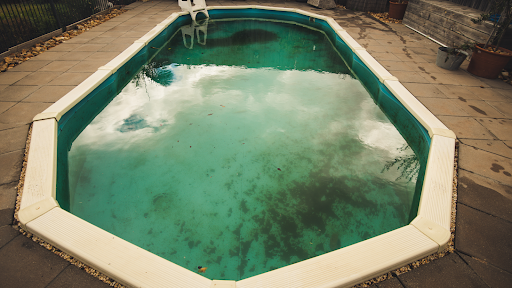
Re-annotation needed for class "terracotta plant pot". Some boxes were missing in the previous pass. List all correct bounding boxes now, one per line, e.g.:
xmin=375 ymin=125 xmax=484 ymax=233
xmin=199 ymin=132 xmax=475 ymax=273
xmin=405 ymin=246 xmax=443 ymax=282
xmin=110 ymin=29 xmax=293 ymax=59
xmin=467 ymin=44 xmax=512 ymax=79
xmin=389 ymin=1 xmax=408 ymax=20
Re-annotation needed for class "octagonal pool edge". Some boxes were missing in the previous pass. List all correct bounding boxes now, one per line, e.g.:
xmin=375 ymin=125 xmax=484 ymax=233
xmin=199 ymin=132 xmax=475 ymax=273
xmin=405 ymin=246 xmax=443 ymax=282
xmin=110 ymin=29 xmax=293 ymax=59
xmin=18 ymin=6 xmax=455 ymax=288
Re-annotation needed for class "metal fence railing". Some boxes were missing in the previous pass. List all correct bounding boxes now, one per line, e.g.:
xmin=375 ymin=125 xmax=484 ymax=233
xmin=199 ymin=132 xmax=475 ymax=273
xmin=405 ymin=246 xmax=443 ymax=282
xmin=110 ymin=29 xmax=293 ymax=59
xmin=0 ymin=0 xmax=136 ymax=54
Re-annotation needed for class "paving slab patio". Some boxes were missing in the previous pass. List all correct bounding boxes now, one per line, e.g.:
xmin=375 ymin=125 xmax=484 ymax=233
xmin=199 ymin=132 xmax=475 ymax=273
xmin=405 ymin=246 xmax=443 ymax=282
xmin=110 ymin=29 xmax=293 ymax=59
xmin=0 ymin=1 xmax=511 ymax=287
xmin=455 ymin=204 xmax=512 ymax=273
xmin=458 ymin=253 xmax=512 ymax=288
xmin=397 ymin=253 xmax=488 ymax=288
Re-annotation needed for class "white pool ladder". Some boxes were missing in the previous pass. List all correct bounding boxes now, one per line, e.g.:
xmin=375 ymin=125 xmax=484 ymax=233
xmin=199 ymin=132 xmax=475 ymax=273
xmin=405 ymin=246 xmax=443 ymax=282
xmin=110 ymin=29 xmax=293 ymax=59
xmin=178 ymin=0 xmax=209 ymax=21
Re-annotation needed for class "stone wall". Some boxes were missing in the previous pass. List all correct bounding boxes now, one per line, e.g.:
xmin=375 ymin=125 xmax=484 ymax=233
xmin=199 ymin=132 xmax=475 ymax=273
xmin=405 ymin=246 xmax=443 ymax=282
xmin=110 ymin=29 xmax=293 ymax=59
xmin=403 ymin=0 xmax=493 ymax=47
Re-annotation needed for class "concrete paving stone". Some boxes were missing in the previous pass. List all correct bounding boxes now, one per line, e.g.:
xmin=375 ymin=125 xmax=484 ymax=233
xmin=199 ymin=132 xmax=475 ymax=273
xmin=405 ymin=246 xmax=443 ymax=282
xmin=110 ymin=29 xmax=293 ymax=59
xmin=458 ymin=170 xmax=512 ymax=223
xmin=0 ymin=85 xmax=39 ymax=101
xmin=426 ymin=72 xmax=467 ymax=85
xmin=403 ymin=40 xmax=431 ymax=49
xmin=121 ymin=30 xmax=151 ymax=38
xmin=0 ymin=208 xmax=14 ymax=227
xmin=156 ymin=8 xmax=181 ymax=14
xmin=391 ymin=71 xmax=431 ymax=83
xmin=408 ymin=47 xmax=437 ymax=56
xmin=398 ymin=253 xmax=487 ymax=288
xmin=96 ymin=31 xmax=123 ymax=39
xmin=0 ymin=150 xmax=24 ymax=185
xmin=387 ymin=46 xmax=415 ymax=55
xmin=436 ymin=84 xmax=482 ymax=100
xmin=132 ymin=25 xmax=160 ymax=32
xmin=13 ymin=71 xmax=62 ymax=86
xmin=495 ymin=88 xmax=512 ymax=99
xmin=0 ymin=235 xmax=69 ymax=287
xmin=0 ymin=225 xmax=18 ymax=248
xmin=454 ymin=99 xmax=505 ymax=118
xmin=85 ymin=52 xmax=120 ymax=62
xmin=367 ymin=33 xmax=397 ymax=40
xmin=62 ymin=37 xmax=91 ymax=45
xmin=368 ymin=52 xmax=402 ymax=62
xmin=0 ymin=101 xmax=16 ymax=114
xmin=486 ymin=102 xmax=512 ymax=118
xmin=0 ymin=125 xmax=29 ymax=155
xmin=73 ymin=32 xmax=106 ymax=40
xmin=138 ymin=9 xmax=161 ymax=15
xmin=120 ymin=19 xmax=147 ymax=26
xmin=97 ymin=42 xmax=132 ymax=52
xmin=0 ymin=85 xmax=7 ymax=91
xmin=449 ymin=73 xmax=489 ymax=87
xmin=380 ymin=61 xmax=418 ymax=72
xmin=402 ymin=83 xmax=446 ymax=98
xmin=23 ymin=85 xmax=75 ymax=103
xmin=73 ymin=44 xmax=109 ymax=52
xmin=48 ymin=72 xmax=91 ymax=86
xmin=49 ymin=43 xmax=83 ymax=52
xmin=415 ymin=62 xmax=451 ymax=75
xmin=146 ymin=15 xmax=168 ymax=22
xmin=9 ymin=60 xmax=51 ymax=72
xmin=419 ymin=54 xmax=438 ymax=63
xmin=393 ymin=51 xmax=425 ymax=62
xmin=67 ymin=61 xmax=108 ymax=73
xmin=0 ymin=72 xmax=31 ymax=85
xmin=459 ymin=144 xmax=512 ymax=184
xmin=30 ymin=51 xmax=62 ymax=61
xmin=460 ymin=139 xmax=512 ymax=159
xmin=88 ymin=24 xmax=115 ymax=33
xmin=46 ymin=265 xmax=112 ymax=288
xmin=476 ymin=118 xmax=512 ymax=141
xmin=87 ymin=37 xmax=118 ymax=44
xmin=417 ymin=98 xmax=469 ymax=116
xmin=459 ymin=252 xmax=512 ymax=288
xmin=376 ymin=277 xmax=404 ymax=288
xmin=355 ymin=39 xmax=381 ymax=48
xmin=38 ymin=61 xmax=80 ymax=72
xmin=479 ymin=77 xmax=512 ymax=90
xmin=455 ymin=203 xmax=512 ymax=273
xmin=110 ymin=37 xmax=140 ymax=44
xmin=0 ymin=182 xmax=17 ymax=211
xmin=468 ymin=86 xmax=512 ymax=102
xmin=95 ymin=20 xmax=122 ymax=27
xmin=437 ymin=116 xmax=495 ymax=139
xmin=106 ymin=25 xmax=137 ymax=33
xmin=0 ymin=102 xmax=52 ymax=130
xmin=107 ymin=15 xmax=135 ymax=22
xmin=366 ymin=45 xmax=394 ymax=53
xmin=58 ymin=51 xmax=96 ymax=61
xmin=376 ymin=39 xmax=409 ymax=47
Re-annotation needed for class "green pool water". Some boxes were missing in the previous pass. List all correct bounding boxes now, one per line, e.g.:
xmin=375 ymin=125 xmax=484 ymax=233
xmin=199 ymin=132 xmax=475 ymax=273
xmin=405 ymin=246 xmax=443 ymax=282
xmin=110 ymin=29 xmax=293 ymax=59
xmin=65 ymin=19 xmax=420 ymax=280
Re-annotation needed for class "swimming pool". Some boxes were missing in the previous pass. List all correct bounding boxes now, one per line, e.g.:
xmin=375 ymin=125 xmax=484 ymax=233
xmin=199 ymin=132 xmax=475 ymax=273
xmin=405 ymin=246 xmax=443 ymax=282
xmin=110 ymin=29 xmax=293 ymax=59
xmin=19 ymin=6 xmax=455 ymax=288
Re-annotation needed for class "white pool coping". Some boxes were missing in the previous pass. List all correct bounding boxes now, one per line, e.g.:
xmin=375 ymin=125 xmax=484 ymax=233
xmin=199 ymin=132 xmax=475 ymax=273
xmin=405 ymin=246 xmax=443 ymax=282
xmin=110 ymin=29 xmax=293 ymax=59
xmin=22 ymin=6 xmax=455 ymax=288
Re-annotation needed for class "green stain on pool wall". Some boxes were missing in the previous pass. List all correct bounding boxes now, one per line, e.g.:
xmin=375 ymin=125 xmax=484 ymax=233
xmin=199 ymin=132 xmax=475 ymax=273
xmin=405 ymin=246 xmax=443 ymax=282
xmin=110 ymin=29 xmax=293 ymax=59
xmin=59 ymin=17 xmax=427 ymax=281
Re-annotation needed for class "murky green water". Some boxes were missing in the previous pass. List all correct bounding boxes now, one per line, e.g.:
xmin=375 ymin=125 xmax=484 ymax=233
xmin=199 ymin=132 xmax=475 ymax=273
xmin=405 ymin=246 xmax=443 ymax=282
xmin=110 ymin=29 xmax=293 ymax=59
xmin=66 ymin=19 xmax=419 ymax=280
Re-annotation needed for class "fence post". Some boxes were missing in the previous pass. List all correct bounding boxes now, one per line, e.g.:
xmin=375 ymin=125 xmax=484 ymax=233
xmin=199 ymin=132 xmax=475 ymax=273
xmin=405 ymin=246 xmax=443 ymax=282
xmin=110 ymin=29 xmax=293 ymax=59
xmin=48 ymin=0 xmax=64 ymax=32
